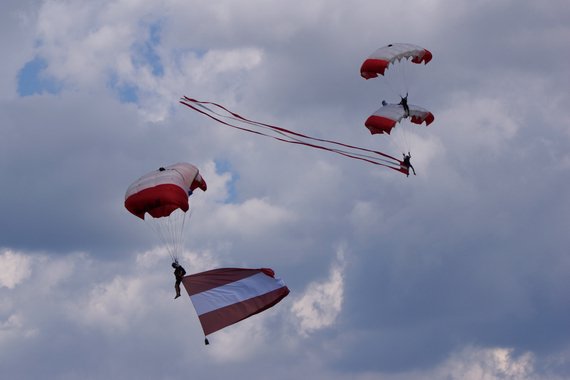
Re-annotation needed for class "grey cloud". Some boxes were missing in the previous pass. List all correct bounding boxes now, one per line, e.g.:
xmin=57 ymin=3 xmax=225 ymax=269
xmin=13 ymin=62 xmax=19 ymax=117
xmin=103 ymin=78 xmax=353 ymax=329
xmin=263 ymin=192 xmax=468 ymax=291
xmin=1 ymin=0 xmax=570 ymax=379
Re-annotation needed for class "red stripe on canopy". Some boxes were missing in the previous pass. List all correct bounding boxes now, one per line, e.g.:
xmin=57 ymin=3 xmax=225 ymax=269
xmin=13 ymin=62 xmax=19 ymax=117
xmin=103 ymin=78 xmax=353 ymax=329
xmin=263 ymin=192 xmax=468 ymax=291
xmin=183 ymin=268 xmax=267 ymax=296
xmin=125 ymin=184 xmax=188 ymax=219
xmin=360 ymin=59 xmax=390 ymax=79
xmin=365 ymin=115 xmax=397 ymax=135
xmin=197 ymin=287 xmax=290 ymax=336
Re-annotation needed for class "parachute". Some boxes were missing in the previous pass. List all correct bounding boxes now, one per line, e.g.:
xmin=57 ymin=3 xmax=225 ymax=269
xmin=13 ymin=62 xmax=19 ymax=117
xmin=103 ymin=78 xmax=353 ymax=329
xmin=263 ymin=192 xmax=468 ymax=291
xmin=365 ymin=102 xmax=434 ymax=135
xmin=125 ymin=163 xmax=207 ymax=262
xmin=361 ymin=43 xmax=434 ymax=159
xmin=361 ymin=43 xmax=432 ymax=107
xmin=360 ymin=43 xmax=432 ymax=79
xmin=183 ymin=267 xmax=290 ymax=344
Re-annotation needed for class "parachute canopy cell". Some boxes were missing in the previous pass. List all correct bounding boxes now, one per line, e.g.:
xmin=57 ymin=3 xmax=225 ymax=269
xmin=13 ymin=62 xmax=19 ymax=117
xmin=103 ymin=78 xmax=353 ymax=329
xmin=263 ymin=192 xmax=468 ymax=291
xmin=365 ymin=103 xmax=434 ymax=135
xmin=183 ymin=267 xmax=290 ymax=337
xmin=124 ymin=162 xmax=207 ymax=220
xmin=360 ymin=43 xmax=432 ymax=79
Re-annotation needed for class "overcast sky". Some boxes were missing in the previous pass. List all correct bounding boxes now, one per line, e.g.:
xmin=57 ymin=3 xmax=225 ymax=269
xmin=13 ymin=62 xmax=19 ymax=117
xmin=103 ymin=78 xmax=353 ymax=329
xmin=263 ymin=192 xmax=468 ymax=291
xmin=1 ymin=1 xmax=570 ymax=379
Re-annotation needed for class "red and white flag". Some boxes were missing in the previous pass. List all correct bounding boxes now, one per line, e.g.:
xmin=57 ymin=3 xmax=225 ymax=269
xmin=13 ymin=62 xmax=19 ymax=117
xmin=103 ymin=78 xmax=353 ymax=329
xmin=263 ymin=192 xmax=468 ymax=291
xmin=182 ymin=268 xmax=290 ymax=337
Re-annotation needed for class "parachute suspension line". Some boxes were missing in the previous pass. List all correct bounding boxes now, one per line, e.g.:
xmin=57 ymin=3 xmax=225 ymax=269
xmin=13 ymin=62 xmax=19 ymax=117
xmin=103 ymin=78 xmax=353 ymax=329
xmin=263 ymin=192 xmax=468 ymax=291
xmin=180 ymin=97 xmax=406 ymax=173
xmin=388 ymin=61 xmax=414 ymax=153
xmin=400 ymin=58 xmax=410 ymax=99
xmin=381 ymin=59 xmax=406 ymax=100
xmin=145 ymin=209 xmax=189 ymax=263
xmin=391 ymin=117 xmax=414 ymax=158
xmin=383 ymin=64 xmax=401 ymax=101
xmin=400 ymin=122 xmax=413 ymax=157
xmin=177 ymin=208 xmax=191 ymax=262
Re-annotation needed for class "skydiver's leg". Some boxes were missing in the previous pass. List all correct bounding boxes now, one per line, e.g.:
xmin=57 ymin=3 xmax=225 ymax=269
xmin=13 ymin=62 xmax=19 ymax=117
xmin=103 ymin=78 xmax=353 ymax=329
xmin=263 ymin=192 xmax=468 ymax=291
xmin=175 ymin=280 xmax=181 ymax=299
xmin=410 ymin=164 xmax=416 ymax=175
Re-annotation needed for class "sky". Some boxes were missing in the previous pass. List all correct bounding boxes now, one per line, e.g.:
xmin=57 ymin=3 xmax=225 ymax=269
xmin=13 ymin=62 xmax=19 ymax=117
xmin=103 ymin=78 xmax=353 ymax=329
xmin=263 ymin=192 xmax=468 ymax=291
xmin=1 ymin=0 xmax=569 ymax=379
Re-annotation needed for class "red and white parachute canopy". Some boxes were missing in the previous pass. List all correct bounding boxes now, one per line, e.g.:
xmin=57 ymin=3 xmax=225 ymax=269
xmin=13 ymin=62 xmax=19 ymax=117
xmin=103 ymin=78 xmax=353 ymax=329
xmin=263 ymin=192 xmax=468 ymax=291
xmin=365 ymin=103 xmax=434 ymax=135
xmin=124 ymin=163 xmax=207 ymax=262
xmin=183 ymin=267 xmax=290 ymax=342
xmin=360 ymin=43 xmax=432 ymax=79
xmin=125 ymin=162 xmax=207 ymax=220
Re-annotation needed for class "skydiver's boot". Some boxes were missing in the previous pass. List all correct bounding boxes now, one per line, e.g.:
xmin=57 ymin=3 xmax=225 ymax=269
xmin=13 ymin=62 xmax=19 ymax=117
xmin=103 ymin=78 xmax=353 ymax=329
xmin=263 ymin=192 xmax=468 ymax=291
xmin=175 ymin=294 xmax=181 ymax=299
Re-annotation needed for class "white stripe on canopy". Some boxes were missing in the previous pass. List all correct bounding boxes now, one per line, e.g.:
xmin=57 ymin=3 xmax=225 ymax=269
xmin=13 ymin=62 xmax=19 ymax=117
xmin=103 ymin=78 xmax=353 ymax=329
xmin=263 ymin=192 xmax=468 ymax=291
xmin=190 ymin=272 xmax=286 ymax=316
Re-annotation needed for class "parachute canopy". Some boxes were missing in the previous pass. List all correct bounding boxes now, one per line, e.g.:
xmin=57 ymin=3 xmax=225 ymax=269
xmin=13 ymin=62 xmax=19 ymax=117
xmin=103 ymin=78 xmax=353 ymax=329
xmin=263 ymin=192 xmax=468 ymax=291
xmin=360 ymin=43 xmax=432 ymax=79
xmin=365 ymin=103 xmax=434 ymax=135
xmin=183 ymin=267 xmax=290 ymax=337
xmin=125 ymin=163 xmax=207 ymax=220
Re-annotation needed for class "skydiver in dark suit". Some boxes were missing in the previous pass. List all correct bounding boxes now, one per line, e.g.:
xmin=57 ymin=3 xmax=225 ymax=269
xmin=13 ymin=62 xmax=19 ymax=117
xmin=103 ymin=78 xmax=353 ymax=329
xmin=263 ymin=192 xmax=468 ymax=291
xmin=172 ymin=261 xmax=186 ymax=299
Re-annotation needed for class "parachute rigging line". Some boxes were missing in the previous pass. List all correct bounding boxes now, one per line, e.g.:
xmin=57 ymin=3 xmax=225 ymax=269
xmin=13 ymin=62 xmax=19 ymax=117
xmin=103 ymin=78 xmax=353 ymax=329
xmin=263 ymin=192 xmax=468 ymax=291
xmin=180 ymin=97 xmax=407 ymax=174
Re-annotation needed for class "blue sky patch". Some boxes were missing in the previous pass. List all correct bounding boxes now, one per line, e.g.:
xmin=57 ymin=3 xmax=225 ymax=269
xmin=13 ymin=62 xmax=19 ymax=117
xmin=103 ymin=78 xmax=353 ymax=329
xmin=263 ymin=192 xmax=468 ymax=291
xmin=215 ymin=159 xmax=239 ymax=203
xmin=117 ymin=83 xmax=139 ymax=103
xmin=107 ymin=73 xmax=139 ymax=104
xmin=132 ymin=21 xmax=164 ymax=77
xmin=17 ymin=57 xmax=62 ymax=96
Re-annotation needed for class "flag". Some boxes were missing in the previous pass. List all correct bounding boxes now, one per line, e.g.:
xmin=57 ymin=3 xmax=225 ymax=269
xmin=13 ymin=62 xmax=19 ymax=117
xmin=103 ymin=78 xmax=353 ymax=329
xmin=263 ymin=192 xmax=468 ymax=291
xmin=182 ymin=268 xmax=290 ymax=337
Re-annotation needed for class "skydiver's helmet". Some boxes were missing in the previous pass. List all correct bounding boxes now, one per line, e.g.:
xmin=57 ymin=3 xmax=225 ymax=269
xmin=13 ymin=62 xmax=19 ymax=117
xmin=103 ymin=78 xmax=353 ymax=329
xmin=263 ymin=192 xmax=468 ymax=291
xmin=172 ymin=262 xmax=179 ymax=268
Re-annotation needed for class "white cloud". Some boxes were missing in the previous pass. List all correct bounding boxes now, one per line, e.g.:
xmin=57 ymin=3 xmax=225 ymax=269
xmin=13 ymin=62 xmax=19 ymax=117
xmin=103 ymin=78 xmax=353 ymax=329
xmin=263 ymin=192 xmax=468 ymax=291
xmin=33 ymin=254 xmax=78 ymax=292
xmin=440 ymin=94 xmax=520 ymax=155
xmin=206 ymin=316 xmax=269 ymax=363
xmin=36 ymin=0 xmax=149 ymax=86
xmin=292 ymin=248 xmax=345 ymax=336
xmin=190 ymin=48 xmax=264 ymax=82
xmin=431 ymin=346 xmax=557 ymax=380
xmin=197 ymin=160 xmax=234 ymax=204
xmin=0 ymin=314 xmax=38 ymax=346
xmin=349 ymin=200 xmax=384 ymax=237
xmin=325 ymin=346 xmax=568 ymax=380
xmin=75 ymin=275 xmax=147 ymax=331
xmin=210 ymin=198 xmax=295 ymax=236
xmin=0 ymin=249 xmax=31 ymax=289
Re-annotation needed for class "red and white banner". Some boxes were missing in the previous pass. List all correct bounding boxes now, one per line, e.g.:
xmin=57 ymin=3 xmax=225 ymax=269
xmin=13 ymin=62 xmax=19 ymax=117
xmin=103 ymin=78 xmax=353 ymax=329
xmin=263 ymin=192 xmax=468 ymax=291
xmin=182 ymin=268 xmax=290 ymax=336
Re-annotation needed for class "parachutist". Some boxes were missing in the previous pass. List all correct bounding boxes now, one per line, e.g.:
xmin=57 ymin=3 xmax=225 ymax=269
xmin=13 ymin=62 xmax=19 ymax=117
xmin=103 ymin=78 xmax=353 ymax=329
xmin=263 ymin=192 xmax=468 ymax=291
xmin=381 ymin=100 xmax=387 ymax=106
xmin=399 ymin=93 xmax=410 ymax=118
xmin=402 ymin=152 xmax=416 ymax=177
xmin=172 ymin=261 xmax=186 ymax=299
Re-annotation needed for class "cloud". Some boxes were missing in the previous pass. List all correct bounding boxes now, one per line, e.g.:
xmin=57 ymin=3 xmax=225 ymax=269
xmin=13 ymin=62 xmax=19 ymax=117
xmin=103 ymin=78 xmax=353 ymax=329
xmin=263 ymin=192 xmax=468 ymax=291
xmin=71 ymin=247 xmax=222 ymax=333
xmin=206 ymin=198 xmax=296 ymax=236
xmin=1 ymin=0 xmax=570 ymax=379
xmin=327 ymin=346 xmax=569 ymax=380
xmin=0 ymin=249 xmax=31 ymax=289
xmin=75 ymin=275 xmax=148 ymax=331
xmin=0 ymin=314 xmax=38 ymax=348
xmin=431 ymin=346 xmax=555 ymax=380
xmin=205 ymin=314 xmax=273 ymax=363
xmin=292 ymin=248 xmax=345 ymax=336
